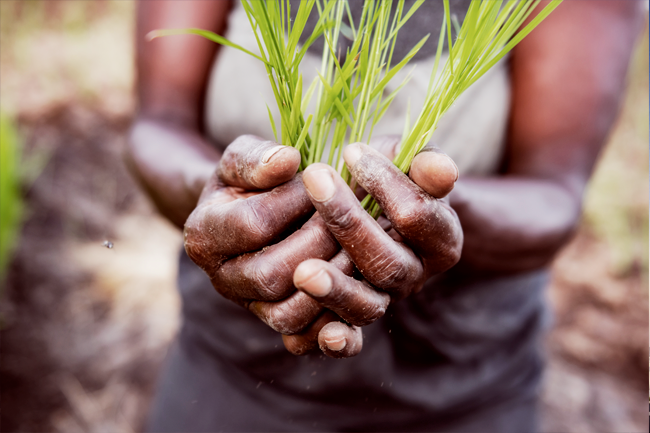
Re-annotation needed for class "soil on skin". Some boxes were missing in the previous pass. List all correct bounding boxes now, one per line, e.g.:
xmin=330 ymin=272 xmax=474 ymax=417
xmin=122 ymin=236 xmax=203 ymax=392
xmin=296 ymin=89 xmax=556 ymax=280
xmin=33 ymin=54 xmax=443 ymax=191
xmin=0 ymin=102 xmax=647 ymax=433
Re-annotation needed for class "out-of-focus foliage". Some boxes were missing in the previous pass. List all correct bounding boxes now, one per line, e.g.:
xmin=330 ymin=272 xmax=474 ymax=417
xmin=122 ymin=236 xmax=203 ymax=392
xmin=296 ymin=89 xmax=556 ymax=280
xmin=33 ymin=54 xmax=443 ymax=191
xmin=582 ymin=24 xmax=649 ymax=285
xmin=0 ymin=0 xmax=134 ymax=117
xmin=0 ymin=113 xmax=23 ymax=284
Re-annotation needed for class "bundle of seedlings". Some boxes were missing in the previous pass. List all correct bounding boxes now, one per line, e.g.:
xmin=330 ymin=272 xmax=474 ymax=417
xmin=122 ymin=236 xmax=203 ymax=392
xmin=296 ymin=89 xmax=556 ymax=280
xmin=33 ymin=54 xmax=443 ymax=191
xmin=150 ymin=0 xmax=563 ymax=217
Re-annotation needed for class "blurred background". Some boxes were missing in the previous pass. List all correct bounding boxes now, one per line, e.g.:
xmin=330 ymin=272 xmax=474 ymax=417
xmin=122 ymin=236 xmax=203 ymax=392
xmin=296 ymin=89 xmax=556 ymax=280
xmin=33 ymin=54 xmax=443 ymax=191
xmin=0 ymin=1 xmax=647 ymax=432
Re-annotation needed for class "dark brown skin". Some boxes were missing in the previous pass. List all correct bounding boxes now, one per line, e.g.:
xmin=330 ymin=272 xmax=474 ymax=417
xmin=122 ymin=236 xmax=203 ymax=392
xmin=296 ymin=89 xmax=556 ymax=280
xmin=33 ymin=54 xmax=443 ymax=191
xmin=127 ymin=0 xmax=644 ymax=358
xmin=183 ymin=136 xmax=335 ymax=333
xmin=450 ymin=0 xmax=644 ymax=272
xmin=127 ymin=0 xmax=230 ymax=227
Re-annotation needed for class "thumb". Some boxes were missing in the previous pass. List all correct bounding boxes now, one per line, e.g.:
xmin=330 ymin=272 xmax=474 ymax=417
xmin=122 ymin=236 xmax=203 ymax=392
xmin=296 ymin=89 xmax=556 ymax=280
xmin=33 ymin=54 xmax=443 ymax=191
xmin=219 ymin=135 xmax=301 ymax=190
xmin=408 ymin=144 xmax=459 ymax=199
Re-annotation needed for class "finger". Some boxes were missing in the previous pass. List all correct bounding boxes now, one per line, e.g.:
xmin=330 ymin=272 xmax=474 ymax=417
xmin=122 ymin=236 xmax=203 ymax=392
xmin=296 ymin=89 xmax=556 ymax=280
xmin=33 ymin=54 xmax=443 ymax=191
xmin=282 ymin=252 xmax=357 ymax=355
xmin=294 ymin=259 xmax=390 ymax=327
xmin=184 ymin=174 xmax=313 ymax=264
xmin=377 ymin=216 xmax=404 ymax=242
xmin=219 ymin=135 xmax=301 ymax=190
xmin=329 ymin=249 xmax=355 ymax=276
xmin=352 ymin=136 xmax=400 ymax=201
xmin=215 ymin=213 xmax=339 ymax=301
xmin=318 ymin=321 xmax=363 ymax=358
xmin=408 ymin=144 xmax=458 ymax=199
xmin=343 ymin=144 xmax=462 ymax=270
xmin=302 ymin=163 xmax=423 ymax=296
xmin=281 ymin=310 xmax=340 ymax=356
xmin=248 ymin=291 xmax=323 ymax=335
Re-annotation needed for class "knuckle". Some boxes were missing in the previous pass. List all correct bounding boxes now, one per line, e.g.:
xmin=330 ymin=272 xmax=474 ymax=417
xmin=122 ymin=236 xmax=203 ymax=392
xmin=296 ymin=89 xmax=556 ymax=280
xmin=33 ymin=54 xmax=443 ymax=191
xmin=390 ymin=197 xmax=427 ymax=229
xmin=229 ymin=200 xmax=274 ymax=247
xmin=353 ymin=305 xmax=385 ymax=327
xmin=264 ymin=307 xmax=291 ymax=333
xmin=265 ymin=304 xmax=305 ymax=335
xmin=422 ymin=214 xmax=464 ymax=273
xmin=220 ymin=135 xmax=266 ymax=185
xmin=328 ymin=283 xmax=387 ymax=326
xmin=444 ymin=233 xmax=463 ymax=267
xmin=370 ymin=257 xmax=411 ymax=288
xmin=431 ymin=236 xmax=463 ymax=273
xmin=248 ymin=256 xmax=291 ymax=300
xmin=183 ymin=233 xmax=205 ymax=267
xmin=329 ymin=204 xmax=361 ymax=233
xmin=242 ymin=212 xmax=270 ymax=245
xmin=358 ymin=295 xmax=389 ymax=325
xmin=183 ymin=208 xmax=222 ymax=273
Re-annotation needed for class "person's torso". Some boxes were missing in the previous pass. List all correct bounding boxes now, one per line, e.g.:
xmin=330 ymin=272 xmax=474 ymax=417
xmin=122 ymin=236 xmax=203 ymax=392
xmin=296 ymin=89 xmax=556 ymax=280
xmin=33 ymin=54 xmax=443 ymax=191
xmin=205 ymin=0 xmax=511 ymax=176
xmin=183 ymin=2 xmax=547 ymax=425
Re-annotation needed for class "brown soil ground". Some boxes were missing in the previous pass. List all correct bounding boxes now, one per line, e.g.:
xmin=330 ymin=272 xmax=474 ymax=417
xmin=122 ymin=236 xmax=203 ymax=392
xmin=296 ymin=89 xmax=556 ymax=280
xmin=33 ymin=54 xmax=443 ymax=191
xmin=1 ymin=104 xmax=182 ymax=433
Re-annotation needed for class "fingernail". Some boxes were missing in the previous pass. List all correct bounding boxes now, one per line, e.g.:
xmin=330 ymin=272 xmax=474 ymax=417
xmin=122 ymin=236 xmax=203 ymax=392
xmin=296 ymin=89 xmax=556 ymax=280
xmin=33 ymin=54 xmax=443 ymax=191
xmin=325 ymin=336 xmax=346 ymax=351
xmin=296 ymin=268 xmax=332 ymax=297
xmin=343 ymin=144 xmax=363 ymax=168
xmin=262 ymin=145 xmax=286 ymax=164
xmin=303 ymin=168 xmax=335 ymax=202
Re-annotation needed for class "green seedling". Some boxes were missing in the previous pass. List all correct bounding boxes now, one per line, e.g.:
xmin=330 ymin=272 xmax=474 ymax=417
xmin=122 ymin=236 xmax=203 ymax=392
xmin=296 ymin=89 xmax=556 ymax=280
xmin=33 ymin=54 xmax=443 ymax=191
xmin=149 ymin=0 xmax=563 ymax=217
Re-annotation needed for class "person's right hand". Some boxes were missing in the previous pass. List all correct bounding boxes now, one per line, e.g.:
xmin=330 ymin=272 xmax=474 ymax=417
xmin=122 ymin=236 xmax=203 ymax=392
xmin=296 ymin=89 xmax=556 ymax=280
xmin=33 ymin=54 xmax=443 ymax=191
xmin=184 ymin=135 xmax=348 ymax=336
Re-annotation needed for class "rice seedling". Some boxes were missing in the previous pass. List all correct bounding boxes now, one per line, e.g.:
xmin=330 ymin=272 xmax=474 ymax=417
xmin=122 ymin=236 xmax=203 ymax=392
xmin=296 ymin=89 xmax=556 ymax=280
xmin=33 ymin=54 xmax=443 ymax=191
xmin=363 ymin=0 xmax=564 ymax=217
xmin=149 ymin=0 xmax=427 ymax=173
xmin=149 ymin=0 xmax=563 ymax=216
xmin=149 ymin=0 xmax=328 ymax=165
xmin=301 ymin=0 xmax=429 ymax=181
xmin=394 ymin=0 xmax=564 ymax=175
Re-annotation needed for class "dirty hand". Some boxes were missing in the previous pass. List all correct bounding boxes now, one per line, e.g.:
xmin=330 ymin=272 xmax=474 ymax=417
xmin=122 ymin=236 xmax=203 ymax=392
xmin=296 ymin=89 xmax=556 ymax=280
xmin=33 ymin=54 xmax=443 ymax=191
xmin=290 ymin=142 xmax=463 ymax=357
xmin=183 ymin=135 xmax=346 ymax=336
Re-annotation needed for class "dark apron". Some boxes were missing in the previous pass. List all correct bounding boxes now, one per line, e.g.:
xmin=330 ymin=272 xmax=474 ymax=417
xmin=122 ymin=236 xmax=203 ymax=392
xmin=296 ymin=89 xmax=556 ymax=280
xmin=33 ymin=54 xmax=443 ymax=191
xmin=146 ymin=250 xmax=549 ymax=432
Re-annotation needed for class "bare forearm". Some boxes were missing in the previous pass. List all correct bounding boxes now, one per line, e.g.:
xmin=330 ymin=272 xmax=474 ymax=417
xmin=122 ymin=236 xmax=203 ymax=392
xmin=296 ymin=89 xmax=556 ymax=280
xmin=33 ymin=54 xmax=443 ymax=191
xmin=127 ymin=118 xmax=220 ymax=228
xmin=454 ymin=1 xmax=644 ymax=274
xmin=129 ymin=1 xmax=231 ymax=227
xmin=449 ymin=176 xmax=580 ymax=272
xmin=136 ymin=0 xmax=232 ymax=130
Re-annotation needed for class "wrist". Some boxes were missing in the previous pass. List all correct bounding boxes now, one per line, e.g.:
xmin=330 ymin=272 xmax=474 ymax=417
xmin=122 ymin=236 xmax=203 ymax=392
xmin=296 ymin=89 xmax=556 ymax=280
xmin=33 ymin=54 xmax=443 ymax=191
xmin=127 ymin=116 xmax=220 ymax=227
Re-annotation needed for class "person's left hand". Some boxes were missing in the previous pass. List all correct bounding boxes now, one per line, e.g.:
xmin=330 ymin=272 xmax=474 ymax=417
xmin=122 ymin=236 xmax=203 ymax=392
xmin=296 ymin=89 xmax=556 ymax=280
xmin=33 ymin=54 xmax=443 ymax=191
xmin=286 ymin=142 xmax=463 ymax=357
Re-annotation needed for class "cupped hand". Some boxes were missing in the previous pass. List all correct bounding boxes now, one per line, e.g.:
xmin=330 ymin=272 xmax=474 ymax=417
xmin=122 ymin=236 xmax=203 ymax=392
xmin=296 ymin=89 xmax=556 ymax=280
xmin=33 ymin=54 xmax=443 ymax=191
xmin=184 ymin=135 xmax=346 ymax=335
xmin=290 ymin=142 xmax=463 ymax=356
